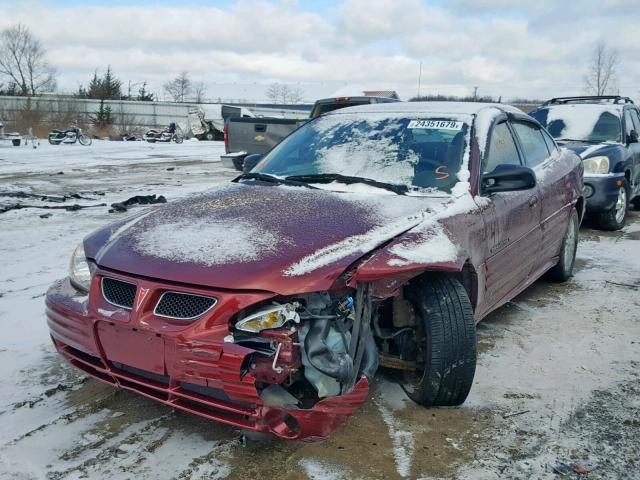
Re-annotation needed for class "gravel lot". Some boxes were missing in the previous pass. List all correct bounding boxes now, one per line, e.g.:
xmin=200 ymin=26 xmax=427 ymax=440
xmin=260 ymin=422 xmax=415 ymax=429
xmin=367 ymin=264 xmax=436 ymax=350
xmin=0 ymin=141 xmax=638 ymax=479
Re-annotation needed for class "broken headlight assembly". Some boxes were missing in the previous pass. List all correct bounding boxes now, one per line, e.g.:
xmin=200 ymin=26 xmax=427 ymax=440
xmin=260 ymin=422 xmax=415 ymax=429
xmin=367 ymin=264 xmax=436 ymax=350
xmin=235 ymin=303 xmax=301 ymax=333
xmin=233 ymin=291 xmax=378 ymax=400
xmin=69 ymin=243 xmax=93 ymax=293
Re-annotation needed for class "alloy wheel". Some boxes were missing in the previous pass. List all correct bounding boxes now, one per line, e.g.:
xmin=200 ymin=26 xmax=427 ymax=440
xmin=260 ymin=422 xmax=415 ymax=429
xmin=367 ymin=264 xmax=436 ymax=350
xmin=615 ymin=187 xmax=627 ymax=224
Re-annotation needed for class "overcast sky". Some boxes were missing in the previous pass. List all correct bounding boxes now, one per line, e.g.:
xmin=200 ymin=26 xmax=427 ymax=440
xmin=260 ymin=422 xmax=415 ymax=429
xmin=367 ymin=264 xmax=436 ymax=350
xmin=1 ymin=0 xmax=639 ymax=102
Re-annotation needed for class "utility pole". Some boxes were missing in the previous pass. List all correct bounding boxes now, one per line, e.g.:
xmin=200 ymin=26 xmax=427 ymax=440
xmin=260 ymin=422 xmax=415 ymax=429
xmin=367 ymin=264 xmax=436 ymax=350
xmin=473 ymin=86 xmax=479 ymax=101
xmin=417 ymin=61 xmax=422 ymax=99
xmin=127 ymin=80 xmax=143 ymax=99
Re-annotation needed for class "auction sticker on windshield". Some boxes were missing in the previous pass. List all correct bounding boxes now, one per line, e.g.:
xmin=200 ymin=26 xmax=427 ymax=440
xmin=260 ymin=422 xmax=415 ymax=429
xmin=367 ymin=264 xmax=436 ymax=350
xmin=408 ymin=120 xmax=463 ymax=130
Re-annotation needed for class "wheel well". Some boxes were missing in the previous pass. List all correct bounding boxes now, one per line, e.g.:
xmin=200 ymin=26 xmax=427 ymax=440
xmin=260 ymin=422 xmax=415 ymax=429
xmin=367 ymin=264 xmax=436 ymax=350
xmin=404 ymin=262 xmax=478 ymax=312
xmin=625 ymin=169 xmax=631 ymax=183
xmin=454 ymin=261 xmax=478 ymax=312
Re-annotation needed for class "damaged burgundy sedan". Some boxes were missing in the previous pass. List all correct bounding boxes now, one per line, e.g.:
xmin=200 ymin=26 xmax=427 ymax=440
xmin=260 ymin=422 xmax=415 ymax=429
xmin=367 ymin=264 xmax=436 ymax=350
xmin=46 ymin=102 xmax=584 ymax=441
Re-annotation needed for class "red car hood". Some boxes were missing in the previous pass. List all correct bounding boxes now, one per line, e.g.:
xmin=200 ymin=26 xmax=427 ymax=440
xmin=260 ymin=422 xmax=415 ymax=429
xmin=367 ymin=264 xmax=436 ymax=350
xmin=85 ymin=183 xmax=449 ymax=294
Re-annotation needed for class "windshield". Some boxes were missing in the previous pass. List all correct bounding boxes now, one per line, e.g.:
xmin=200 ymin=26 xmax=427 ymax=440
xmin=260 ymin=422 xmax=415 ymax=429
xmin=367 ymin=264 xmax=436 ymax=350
xmin=530 ymin=105 xmax=622 ymax=143
xmin=252 ymin=113 xmax=469 ymax=194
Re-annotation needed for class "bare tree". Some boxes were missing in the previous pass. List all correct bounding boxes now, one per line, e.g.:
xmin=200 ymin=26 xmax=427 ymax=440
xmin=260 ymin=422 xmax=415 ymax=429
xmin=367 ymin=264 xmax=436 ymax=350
xmin=288 ymin=87 xmax=304 ymax=104
xmin=0 ymin=24 xmax=57 ymax=96
xmin=266 ymin=82 xmax=282 ymax=103
xmin=193 ymin=81 xmax=207 ymax=103
xmin=265 ymin=82 xmax=304 ymax=104
xmin=584 ymin=42 xmax=619 ymax=96
xmin=164 ymin=71 xmax=192 ymax=103
xmin=280 ymin=84 xmax=292 ymax=104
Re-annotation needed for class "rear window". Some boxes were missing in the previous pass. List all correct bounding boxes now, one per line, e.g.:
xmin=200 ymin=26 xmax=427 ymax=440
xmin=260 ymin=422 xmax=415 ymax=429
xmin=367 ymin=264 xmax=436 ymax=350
xmin=310 ymin=100 xmax=371 ymax=118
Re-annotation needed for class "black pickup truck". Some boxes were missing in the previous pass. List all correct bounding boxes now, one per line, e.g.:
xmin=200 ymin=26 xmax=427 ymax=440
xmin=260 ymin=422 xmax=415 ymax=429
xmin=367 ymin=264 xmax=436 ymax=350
xmin=221 ymin=96 xmax=400 ymax=170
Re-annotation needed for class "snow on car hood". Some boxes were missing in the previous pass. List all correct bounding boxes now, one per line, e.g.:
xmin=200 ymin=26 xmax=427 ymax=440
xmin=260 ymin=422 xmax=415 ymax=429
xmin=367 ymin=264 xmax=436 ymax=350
xmin=559 ymin=140 xmax=621 ymax=160
xmin=84 ymin=183 xmax=460 ymax=294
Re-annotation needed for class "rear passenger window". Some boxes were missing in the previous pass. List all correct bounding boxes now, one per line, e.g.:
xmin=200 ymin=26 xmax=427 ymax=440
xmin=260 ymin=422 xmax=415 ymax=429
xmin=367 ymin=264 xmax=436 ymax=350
xmin=624 ymin=110 xmax=636 ymax=136
xmin=540 ymin=129 xmax=557 ymax=154
xmin=484 ymin=122 xmax=521 ymax=172
xmin=512 ymin=122 xmax=550 ymax=167
xmin=629 ymin=109 xmax=640 ymax=133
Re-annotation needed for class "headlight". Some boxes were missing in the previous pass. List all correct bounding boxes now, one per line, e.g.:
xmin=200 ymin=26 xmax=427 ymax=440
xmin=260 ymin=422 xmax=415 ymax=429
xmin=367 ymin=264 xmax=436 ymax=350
xmin=69 ymin=243 xmax=92 ymax=292
xmin=235 ymin=303 xmax=300 ymax=333
xmin=583 ymin=156 xmax=610 ymax=174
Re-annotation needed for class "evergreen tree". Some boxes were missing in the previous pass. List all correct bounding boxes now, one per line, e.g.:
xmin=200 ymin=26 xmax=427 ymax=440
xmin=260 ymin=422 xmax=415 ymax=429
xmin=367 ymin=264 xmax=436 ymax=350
xmin=86 ymin=70 xmax=101 ymax=98
xmin=0 ymin=81 xmax=17 ymax=95
xmin=137 ymin=82 xmax=154 ymax=101
xmin=101 ymin=66 xmax=121 ymax=99
xmin=81 ymin=66 xmax=122 ymax=100
xmin=92 ymin=99 xmax=113 ymax=129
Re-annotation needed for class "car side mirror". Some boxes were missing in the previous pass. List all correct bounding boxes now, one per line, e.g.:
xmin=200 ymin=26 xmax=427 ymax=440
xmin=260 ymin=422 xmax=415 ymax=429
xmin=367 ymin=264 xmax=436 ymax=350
xmin=627 ymin=130 xmax=638 ymax=144
xmin=242 ymin=154 xmax=264 ymax=173
xmin=482 ymin=164 xmax=536 ymax=194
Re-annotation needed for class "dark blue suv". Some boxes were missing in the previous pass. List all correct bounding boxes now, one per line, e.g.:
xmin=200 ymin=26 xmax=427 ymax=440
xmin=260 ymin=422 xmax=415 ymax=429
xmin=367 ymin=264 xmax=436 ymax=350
xmin=530 ymin=96 xmax=640 ymax=230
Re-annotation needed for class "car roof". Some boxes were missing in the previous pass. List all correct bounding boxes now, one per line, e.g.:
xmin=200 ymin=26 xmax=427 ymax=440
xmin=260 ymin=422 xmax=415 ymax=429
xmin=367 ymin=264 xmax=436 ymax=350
xmin=329 ymin=101 xmax=522 ymax=116
xmin=314 ymin=96 xmax=399 ymax=103
xmin=542 ymin=95 xmax=634 ymax=106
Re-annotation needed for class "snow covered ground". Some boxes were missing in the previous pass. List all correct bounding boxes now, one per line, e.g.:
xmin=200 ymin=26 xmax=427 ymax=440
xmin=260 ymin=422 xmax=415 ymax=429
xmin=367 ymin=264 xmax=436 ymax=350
xmin=0 ymin=140 xmax=638 ymax=479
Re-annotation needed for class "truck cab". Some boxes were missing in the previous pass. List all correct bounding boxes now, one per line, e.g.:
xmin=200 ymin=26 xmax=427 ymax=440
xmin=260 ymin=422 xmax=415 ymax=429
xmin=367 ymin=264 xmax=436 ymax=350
xmin=222 ymin=96 xmax=401 ymax=171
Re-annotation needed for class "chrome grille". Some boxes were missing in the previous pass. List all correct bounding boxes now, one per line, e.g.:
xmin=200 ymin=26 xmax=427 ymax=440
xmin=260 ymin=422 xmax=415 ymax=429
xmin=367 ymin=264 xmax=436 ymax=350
xmin=154 ymin=292 xmax=217 ymax=320
xmin=101 ymin=277 xmax=136 ymax=309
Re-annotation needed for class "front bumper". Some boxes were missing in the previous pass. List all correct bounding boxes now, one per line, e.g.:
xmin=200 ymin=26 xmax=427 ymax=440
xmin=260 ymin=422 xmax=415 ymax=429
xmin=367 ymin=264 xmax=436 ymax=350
xmin=220 ymin=152 xmax=247 ymax=171
xmin=583 ymin=173 xmax=625 ymax=213
xmin=45 ymin=275 xmax=368 ymax=441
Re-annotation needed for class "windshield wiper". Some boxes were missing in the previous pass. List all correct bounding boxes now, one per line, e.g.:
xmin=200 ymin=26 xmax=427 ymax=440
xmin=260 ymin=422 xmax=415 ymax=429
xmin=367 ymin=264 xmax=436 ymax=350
xmin=285 ymin=173 xmax=408 ymax=195
xmin=234 ymin=172 xmax=318 ymax=189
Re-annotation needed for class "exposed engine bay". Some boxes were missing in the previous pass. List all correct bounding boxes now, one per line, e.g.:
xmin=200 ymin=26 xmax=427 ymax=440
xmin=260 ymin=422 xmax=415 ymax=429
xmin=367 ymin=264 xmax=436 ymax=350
xmin=228 ymin=285 xmax=381 ymax=408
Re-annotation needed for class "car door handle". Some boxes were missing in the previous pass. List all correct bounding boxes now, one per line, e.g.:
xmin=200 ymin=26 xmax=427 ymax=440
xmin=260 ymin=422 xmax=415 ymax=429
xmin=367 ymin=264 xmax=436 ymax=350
xmin=528 ymin=195 xmax=539 ymax=207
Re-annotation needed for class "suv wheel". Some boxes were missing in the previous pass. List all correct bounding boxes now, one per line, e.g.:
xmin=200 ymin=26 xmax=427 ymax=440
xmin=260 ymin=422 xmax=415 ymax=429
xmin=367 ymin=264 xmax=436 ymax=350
xmin=399 ymin=273 xmax=476 ymax=406
xmin=596 ymin=181 xmax=628 ymax=230
xmin=548 ymin=209 xmax=579 ymax=282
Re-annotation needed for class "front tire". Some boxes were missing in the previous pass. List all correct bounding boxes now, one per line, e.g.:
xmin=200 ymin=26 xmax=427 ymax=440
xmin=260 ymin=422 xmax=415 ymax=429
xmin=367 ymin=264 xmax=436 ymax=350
xmin=400 ymin=273 xmax=476 ymax=406
xmin=596 ymin=181 xmax=628 ymax=230
xmin=78 ymin=135 xmax=92 ymax=146
xmin=548 ymin=209 xmax=579 ymax=282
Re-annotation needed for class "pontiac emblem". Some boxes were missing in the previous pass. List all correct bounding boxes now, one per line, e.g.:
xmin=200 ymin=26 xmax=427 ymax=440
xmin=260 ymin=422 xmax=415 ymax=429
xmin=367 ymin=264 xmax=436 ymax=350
xmin=135 ymin=287 xmax=150 ymax=311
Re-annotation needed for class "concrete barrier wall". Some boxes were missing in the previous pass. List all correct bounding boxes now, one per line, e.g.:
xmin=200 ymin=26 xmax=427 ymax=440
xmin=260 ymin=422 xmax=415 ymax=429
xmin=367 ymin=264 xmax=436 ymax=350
xmin=0 ymin=96 xmax=313 ymax=133
xmin=0 ymin=95 xmax=196 ymax=130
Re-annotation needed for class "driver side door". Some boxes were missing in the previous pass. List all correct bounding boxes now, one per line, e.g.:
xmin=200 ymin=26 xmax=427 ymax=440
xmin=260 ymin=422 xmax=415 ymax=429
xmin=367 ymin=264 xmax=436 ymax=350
xmin=625 ymin=107 xmax=640 ymax=198
xmin=478 ymin=120 xmax=543 ymax=314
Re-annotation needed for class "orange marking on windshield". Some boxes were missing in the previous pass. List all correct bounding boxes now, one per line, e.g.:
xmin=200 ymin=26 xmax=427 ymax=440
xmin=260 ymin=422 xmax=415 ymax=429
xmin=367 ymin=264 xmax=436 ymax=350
xmin=435 ymin=166 xmax=449 ymax=180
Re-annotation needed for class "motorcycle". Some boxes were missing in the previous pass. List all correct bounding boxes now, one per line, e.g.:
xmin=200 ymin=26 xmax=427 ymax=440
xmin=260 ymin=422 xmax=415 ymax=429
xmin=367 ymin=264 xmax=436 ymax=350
xmin=48 ymin=127 xmax=92 ymax=146
xmin=0 ymin=122 xmax=22 ymax=147
xmin=143 ymin=123 xmax=184 ymax=144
